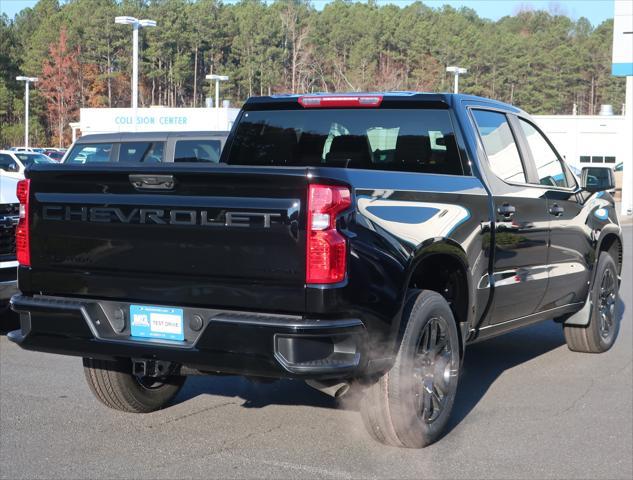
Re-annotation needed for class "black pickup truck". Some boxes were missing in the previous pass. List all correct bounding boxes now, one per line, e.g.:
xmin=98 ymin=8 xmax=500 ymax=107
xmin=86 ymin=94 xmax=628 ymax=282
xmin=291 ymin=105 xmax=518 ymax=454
xmin=9 ymin=93 xmax=623 ymax=447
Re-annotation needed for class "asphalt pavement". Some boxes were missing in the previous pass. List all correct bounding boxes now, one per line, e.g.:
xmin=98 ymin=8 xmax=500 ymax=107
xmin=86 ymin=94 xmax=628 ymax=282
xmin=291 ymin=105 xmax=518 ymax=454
xmin=1 ymin=225 xmax=631 ymax=479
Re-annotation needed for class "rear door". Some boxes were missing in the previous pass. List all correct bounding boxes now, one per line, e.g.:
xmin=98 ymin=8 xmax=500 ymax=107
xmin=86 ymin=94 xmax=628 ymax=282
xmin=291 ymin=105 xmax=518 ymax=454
xmin=470 ymin=108 xmax=550 ymax=324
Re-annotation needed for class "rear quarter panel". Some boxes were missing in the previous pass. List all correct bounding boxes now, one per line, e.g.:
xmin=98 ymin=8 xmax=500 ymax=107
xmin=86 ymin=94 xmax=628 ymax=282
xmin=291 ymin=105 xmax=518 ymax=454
xmin=305 ymin=168 xmax=491 ymax=361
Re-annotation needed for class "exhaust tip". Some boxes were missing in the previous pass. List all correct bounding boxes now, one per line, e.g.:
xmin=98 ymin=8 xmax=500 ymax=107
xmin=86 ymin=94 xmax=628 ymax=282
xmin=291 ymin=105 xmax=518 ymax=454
xmin=306 ymin=379 xmax=350 ymax=398
xmin=334 ymin=383 xmax=350 ymax=398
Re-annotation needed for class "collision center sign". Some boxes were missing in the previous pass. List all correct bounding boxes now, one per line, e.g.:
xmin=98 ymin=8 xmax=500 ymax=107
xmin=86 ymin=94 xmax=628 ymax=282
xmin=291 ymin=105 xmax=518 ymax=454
xmin=79 ymin=107 xmax=239 ymax=135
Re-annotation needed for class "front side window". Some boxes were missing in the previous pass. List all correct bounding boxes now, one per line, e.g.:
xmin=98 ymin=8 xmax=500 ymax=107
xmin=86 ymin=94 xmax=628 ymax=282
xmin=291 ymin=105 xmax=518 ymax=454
xmin=174 ymin=140 xmax=221 ymax=163
xmin=472 ymin=110 xmax=526 ymax=183
xmin=119 ymin=142 xmax=164 ymax=163
xmin=226 ymin=108 xmax=464 ymax=175
xmin=65 ymin=143 xmax=114 ymax=164
xmin=518 ymin=119 xmax=569 ymax=188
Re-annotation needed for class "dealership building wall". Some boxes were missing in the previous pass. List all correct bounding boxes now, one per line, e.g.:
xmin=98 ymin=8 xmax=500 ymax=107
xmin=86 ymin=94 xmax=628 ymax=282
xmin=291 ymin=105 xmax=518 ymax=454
xmin=533 ymin=114 xmax=627 ymax=170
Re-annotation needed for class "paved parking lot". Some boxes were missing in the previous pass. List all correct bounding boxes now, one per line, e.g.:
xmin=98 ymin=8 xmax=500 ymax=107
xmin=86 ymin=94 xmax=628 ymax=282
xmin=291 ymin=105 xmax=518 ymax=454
xmin=1 ymin=224 xmax=631 ymax=479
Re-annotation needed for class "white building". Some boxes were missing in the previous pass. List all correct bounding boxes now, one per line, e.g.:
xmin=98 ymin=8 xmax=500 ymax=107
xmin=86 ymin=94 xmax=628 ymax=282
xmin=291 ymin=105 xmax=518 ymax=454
xmin=533 ymin=113 xmax=627 ymax=170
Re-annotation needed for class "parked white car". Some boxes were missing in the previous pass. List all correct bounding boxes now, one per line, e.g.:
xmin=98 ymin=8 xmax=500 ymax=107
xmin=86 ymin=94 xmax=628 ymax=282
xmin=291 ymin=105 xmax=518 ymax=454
xmin=0 ymin=174 xmax=19 ymax=312
xmin=0 ymin=150 xmax=56 ymax=179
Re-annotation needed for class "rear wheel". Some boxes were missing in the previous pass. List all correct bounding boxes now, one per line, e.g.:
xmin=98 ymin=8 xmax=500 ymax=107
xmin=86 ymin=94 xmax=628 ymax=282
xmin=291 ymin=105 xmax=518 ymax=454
xmin=83 ymin=358 xmax=186 ymax=413
xmin=563 ymin=252 xmax=620 ymax=353
xmin=360 ymin=290 xmax=461 ymax=448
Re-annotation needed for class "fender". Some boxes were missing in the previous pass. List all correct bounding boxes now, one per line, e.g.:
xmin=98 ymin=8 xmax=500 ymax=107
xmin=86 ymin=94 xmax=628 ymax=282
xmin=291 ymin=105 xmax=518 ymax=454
xmin=390 ymin=237 xmax=472 ymax=351
xmin=564 ymin=206 xmax=622 ymax=326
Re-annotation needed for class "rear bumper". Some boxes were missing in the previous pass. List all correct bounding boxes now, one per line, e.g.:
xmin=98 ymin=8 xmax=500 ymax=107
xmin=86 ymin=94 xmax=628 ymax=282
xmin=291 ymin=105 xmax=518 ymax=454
xmin=8 ymin=294 xmax=366 ymax=379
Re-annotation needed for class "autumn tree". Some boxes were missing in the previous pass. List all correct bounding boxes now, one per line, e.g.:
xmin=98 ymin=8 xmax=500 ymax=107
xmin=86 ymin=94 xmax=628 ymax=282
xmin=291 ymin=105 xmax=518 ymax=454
xmin=39 ymin=28 xmax=80 ymax=146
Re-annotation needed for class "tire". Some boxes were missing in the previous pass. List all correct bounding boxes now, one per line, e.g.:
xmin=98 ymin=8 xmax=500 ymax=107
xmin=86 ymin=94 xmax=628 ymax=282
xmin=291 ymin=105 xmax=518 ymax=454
xmin=564 ymin=252 xmax=620 ymax=353
xmin=360 ymin=290 xmax=461 ymax=448
xmin=83 ymin=358 xmax=186 ymax=413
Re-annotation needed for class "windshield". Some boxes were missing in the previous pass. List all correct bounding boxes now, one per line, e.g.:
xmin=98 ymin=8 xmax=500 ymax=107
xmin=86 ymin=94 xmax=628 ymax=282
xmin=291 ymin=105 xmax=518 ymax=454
xmin=15 ymin=153 xmax=56 ymax=167
xmin=226 ymin=108 xmax=463 ymax=175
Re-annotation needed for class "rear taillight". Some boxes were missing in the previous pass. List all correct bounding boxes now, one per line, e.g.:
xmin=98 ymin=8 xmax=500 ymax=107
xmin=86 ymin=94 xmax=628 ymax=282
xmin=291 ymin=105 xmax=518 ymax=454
xmin=16 ymin=179 xmax=30 ymax=266
xmin=306 ymin=184 xmax=351 ymax=284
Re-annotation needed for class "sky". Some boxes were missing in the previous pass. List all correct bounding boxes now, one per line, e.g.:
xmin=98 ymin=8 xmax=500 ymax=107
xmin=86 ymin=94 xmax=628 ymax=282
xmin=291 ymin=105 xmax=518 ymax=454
xmin=0 ymin=0 xmax=616 ymax=26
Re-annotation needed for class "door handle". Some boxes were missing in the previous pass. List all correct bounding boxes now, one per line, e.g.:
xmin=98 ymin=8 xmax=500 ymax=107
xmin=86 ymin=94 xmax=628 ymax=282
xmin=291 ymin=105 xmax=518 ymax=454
xmin=129 ymin=174 xmax=175 ymax=191
xmin=497 ymin=203 xmax=516 ymax=219
xmin=549 ymin=204 xmax=564 ymax=216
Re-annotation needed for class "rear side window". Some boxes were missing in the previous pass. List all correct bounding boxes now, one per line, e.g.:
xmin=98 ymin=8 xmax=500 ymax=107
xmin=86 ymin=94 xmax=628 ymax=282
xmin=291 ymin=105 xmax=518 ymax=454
xmin=174 ymin=140 xmax=221 ymax=163
xmin=65 ymin=143 xmax=114 ymax=164
xmin=119 ymin=142 xmax=164 ymax=163
xmin=472 ymin=110 xmax=526 ymax=184
xmin=226 ymin=109 xmax=463 ymax=175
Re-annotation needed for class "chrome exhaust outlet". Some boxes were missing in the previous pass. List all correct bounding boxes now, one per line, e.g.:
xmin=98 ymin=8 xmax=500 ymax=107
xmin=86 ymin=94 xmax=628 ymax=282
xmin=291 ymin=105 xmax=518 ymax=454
xmin=306 ymin=379 xmax=350 ymax=398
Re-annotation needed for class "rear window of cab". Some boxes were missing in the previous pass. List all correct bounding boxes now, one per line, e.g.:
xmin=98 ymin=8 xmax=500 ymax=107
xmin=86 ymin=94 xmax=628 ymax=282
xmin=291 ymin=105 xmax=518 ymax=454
xmin=226 ymin=108 xmax=464 ymax=175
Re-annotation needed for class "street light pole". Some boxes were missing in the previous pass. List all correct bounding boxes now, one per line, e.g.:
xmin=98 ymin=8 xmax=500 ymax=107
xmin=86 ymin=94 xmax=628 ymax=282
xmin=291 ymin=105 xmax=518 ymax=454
xmin=206 ymin=74 xmax=229 ymax=108
xmin=446 ymin=66 xmax=467 ymax=94
xmin=132 ymin=22 xmax=139 ymax=109
xmin=115 ymin=16 xmax=156 ymax=109
xmin=16 ymin=76 xmax=38 ymax=148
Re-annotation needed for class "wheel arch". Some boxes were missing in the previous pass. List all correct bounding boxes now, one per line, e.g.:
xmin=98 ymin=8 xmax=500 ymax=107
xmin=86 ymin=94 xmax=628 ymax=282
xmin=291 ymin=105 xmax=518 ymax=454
xmin=597 ymin=229 xmax=623 ymax=278
xmin=398 ymin=238 xmax=472 ymax=357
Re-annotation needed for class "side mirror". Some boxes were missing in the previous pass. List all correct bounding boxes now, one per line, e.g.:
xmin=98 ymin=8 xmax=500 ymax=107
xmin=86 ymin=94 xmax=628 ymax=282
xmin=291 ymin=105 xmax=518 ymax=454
xmin=581 ymin=167 xmax=615 ymax=193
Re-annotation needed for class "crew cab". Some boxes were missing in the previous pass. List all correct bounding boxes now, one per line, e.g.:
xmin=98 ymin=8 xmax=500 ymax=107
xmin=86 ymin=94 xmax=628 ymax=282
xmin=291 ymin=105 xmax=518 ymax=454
xmin=8 ymin=93 xmax=623 ymax=447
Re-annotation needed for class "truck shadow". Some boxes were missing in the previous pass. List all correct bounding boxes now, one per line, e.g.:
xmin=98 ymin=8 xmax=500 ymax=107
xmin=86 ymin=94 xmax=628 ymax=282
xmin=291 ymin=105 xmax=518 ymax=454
xmin=172 ymin=299 xmax=626 ymax=427
xmin=447 ymin=296 xmax=626 ymax=433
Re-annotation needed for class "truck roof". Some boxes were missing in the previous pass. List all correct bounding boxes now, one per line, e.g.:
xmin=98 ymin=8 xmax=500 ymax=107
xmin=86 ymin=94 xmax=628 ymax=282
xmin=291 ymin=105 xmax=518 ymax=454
xmin=245 ymin=92 xmax=524 ymax=115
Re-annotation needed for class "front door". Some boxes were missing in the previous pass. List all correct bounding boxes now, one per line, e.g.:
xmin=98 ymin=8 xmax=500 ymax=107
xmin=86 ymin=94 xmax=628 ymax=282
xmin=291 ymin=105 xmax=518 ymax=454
xmin=471 ymin=109 xmax=550 ymax=324
xmin=514 ymin=117 xmax=591 ymax=310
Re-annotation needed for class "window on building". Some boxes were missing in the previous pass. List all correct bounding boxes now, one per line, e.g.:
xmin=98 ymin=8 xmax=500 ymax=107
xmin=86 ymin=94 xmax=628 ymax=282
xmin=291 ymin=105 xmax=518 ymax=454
xmin=472 ymin=110 xmax=526 ymax=183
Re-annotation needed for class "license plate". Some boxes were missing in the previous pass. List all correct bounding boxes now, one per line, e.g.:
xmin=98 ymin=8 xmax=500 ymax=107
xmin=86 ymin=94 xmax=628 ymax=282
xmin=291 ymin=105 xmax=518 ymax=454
xmin=130 ymin=305 xmax=184 ymax=341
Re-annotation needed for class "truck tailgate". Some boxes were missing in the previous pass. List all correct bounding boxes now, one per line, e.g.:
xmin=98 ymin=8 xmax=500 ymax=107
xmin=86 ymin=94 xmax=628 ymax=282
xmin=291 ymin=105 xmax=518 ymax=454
xmin=25 ymin=165 xmax=308 ymax=312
